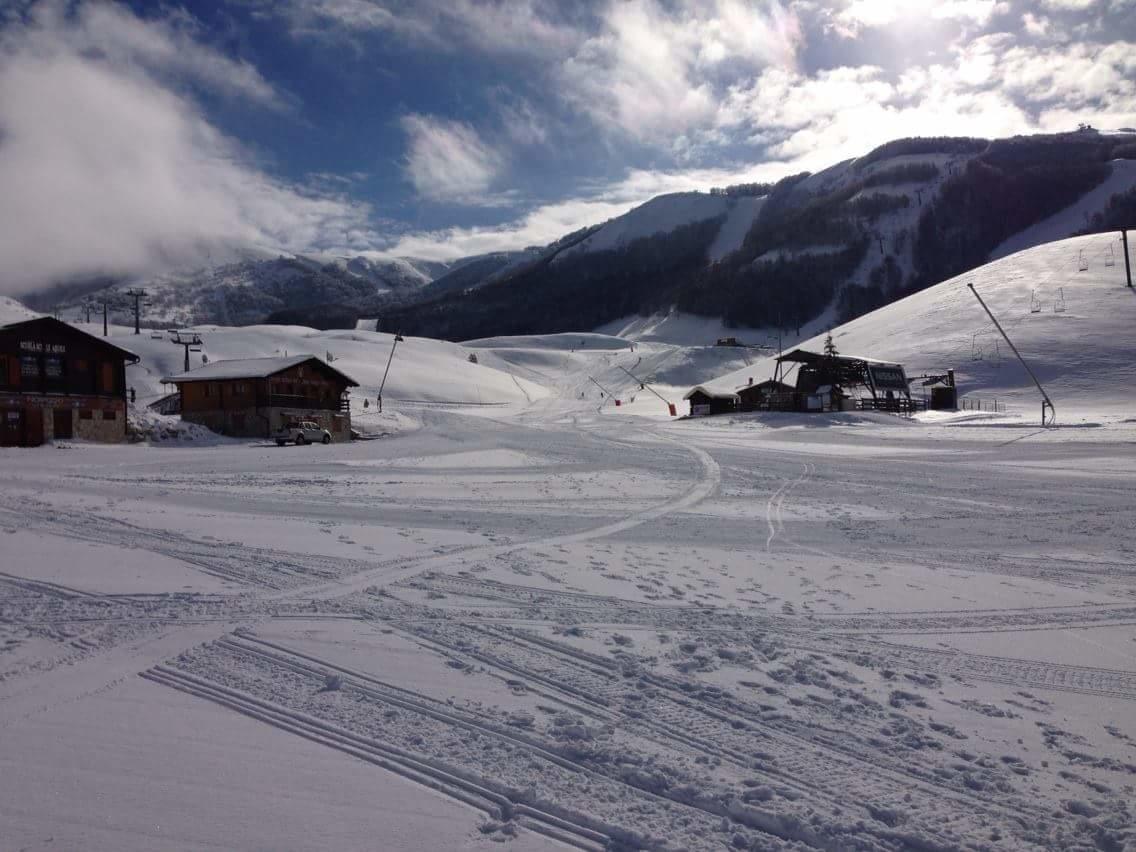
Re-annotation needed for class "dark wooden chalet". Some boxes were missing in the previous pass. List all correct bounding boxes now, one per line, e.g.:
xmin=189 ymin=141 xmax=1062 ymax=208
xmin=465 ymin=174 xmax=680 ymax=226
xmin=736 ymin=378 xmax=795 ymax=412
xmin=162 ymin=355 xmax=358 ymax=441
xmin=683 ymin=386 xmax=739 ymax=416
xmin=0 ymin=316 xmax=139 ymax=447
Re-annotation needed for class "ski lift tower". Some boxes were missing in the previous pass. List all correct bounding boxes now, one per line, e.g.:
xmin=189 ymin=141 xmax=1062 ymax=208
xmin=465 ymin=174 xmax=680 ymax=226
xmin=172 ymin=331 xmax=204 ymax=373
xmin=967 ymin=283 xmax=1056 ymax=426
xmin=617 ymin=365 xmax=677 ymax=416
xmin=377 ymin=332 xmax=404 ymax=413
xmin=124 ymin=288 xmax=150 ymax=335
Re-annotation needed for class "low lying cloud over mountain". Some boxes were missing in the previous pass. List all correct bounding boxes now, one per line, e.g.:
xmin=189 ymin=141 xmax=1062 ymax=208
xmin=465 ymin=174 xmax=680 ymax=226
xmin=3 ymin=0 xmax=1136 ymax=293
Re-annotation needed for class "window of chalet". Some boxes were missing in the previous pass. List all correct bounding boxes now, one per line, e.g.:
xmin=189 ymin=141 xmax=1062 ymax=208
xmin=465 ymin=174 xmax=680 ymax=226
xmin=99 ymin=362 xmax=114 ymax=393
xmin=102 ymin=410 xmax=116 ymax=421
xmin=21 ymin=355 xmax=39 ymax=378
xmin=0 ymin=355 xmax=10 ymax=386
xmin=45 ymin=356 xmax=63 ymax=378
xmin=79 ymin=410 xmax=93 ymax=420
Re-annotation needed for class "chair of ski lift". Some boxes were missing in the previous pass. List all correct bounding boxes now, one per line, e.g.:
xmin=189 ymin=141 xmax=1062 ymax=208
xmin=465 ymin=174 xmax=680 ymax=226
xmin=1105 ymin=244 xmax=1116 ymax=268
xmin=1078 ymin=250 xmax=1089 ymax=272
xmin=971 ymin=333 xmax=984 ymax=361
xmin=1030 ymin=290 xmax=1042 ymax=313
xmin=1054 ymin=287 xmax=1067 ymax=313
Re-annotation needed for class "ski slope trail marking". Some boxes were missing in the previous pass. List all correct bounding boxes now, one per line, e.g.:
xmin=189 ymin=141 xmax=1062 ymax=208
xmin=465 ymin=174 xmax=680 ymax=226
xmin=764 ymin=462 xmax=811 ymax=551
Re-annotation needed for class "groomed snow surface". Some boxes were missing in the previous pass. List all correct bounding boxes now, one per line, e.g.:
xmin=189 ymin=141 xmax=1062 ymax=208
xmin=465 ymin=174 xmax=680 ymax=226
xmin=3 ymin=235 xmax=1136 ymax=851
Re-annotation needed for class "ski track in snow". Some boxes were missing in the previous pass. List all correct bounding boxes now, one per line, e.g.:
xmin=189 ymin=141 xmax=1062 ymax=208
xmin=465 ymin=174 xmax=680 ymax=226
xmin=5 ymin=235 xmax=1136 ymax=849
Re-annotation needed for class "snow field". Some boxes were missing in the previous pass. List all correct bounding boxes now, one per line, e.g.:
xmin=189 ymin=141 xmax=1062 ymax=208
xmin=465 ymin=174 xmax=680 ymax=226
xmin=2 ymin=234 xmax=1136 ymax=850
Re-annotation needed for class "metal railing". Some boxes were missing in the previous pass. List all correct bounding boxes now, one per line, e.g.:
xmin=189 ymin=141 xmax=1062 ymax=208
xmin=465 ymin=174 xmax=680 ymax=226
xmin=959 ymin=397 xmax=1004 ymax=413
xmin=267 ymin=393 xmax=349 ymax=412
xmin=857 ymin=397 xmax=927 ymax=415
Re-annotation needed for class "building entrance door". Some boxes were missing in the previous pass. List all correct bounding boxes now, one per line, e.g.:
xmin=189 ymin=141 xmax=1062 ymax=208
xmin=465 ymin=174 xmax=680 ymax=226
xmin=1 ymin=409 xmax=22 ymax=446
xmin=25 ymin=407 xmax=43 ymax=446
xmin=54 ymin=407 xmax=73 ymax=440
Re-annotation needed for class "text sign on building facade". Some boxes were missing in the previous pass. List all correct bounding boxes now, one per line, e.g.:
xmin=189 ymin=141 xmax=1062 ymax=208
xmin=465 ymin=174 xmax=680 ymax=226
xmin=868 ymin=365 xmax=908 ymax=391
xmin=19 ymin=341 xmax=66 ymax=354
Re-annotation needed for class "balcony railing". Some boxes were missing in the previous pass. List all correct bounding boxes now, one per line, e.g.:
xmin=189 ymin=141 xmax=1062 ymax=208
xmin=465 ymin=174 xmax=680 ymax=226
xmin=266 ymin=393 xmax=350 ymax=412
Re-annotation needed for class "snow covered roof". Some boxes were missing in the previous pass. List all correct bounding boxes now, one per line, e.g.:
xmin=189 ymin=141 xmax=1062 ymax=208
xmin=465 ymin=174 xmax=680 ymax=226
xmin=162 ymin=354 xmax=358 ymax=386
xmin=683 ymin=385 xmax=740 ymax=401
xmin=736 ymin=379 xmax=793 ymax=392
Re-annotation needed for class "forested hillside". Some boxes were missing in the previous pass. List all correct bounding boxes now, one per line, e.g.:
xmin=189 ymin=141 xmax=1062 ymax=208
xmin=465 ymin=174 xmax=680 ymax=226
xmin=381 ymin=130 xmax=1136 ymax=341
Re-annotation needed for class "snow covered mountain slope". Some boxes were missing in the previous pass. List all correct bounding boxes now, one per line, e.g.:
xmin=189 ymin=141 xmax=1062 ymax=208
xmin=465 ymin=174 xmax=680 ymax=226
xmin=991 ymin=159 xmax=1136 ymax=259
xmin=0 ymin=296 xmax=39 ymax=325
xmin=707 ymin=195 xmax=766 ymax=262
xmin=109 ymin=322 xmax=548 ymax=414
xmin=388 ymin=132 xmax=1136 ymax=343
xmin=693 ymin=232 xmax=1136 ymax=418
xmin=37 ymin=252 xmax=443 ymax=329
xmin=558 ymin=192 xmax=731 ymax=259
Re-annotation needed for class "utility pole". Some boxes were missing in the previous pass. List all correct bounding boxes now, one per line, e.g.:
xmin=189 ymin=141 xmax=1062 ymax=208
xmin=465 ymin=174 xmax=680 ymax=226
xmin=125 ymin=288 xmax=149 ymax=334
xmin=967 ymin=283 xmax=1055 ymax=426
xmin=1123 ymin=230 xmax=1132 ymax=288
xmin=377 ymin=332 xmax=403 ymax=413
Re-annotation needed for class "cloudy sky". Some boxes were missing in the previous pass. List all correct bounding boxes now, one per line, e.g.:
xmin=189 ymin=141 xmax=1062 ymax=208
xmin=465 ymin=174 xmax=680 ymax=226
xmin=2 ymin=0 xmax=1135 ymax=292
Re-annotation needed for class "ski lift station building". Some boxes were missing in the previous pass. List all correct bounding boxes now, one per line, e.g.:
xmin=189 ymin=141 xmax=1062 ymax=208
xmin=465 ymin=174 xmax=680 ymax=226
xmin=685 ymin=348 xmax=921 ymax=416
xmin=0 ymin=316 xmax=139 ymax=447
xmin=162 ymin=354 xmax=357 ymax=441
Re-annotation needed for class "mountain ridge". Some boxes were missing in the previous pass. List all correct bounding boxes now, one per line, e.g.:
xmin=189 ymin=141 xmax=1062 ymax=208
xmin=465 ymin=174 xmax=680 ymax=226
xmin=27 ymin=130 xmax=1136 ymax=337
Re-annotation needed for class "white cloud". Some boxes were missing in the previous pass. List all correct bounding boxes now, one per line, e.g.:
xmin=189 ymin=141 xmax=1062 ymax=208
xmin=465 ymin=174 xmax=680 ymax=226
xmin=399 ymin=114 xmax=504 ymax=203
xmin=832 ymin=0 xmax=1008 ymax=35
xmin=382 ymin=160 xmax=790 ymax=261
xmin=0 ymin=2 xmax=380 ymax=294
xmin=559 ymin=0 xmax=802 ymax=144
xmin=40 ymin=1 xmax=283 ymax=108
xmin=1039 ymin=0 xmax=1098 ymax=9
xmin=1022 ymin=12 xmax=1051 ymax=36
xmin=283 ymin=0 xmax=577 ymax=57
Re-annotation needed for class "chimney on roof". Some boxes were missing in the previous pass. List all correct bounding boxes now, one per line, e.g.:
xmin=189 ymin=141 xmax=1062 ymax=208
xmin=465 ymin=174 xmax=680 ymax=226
xmin=747 ymin=377 xmax=753 ymax=386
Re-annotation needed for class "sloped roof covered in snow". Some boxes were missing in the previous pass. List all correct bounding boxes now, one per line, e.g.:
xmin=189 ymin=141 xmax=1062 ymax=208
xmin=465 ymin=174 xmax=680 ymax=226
xmin=683 ymin=385 xmax=740 ymax=401
xmin=162 ymin=354 xmax=358 ymax=386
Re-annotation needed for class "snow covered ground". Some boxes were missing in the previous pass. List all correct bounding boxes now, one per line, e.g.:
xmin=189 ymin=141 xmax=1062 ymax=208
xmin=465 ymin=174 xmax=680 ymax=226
xmin=3 ymin=235 xmax=1136 ymax=850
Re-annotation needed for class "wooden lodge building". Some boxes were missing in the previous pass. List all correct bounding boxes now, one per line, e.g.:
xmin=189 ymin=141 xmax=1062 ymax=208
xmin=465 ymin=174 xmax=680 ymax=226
xmin=0 ymin=316 xmax=139 ymax=447
xmin=162 ymin=355 xmax=357 ymax=441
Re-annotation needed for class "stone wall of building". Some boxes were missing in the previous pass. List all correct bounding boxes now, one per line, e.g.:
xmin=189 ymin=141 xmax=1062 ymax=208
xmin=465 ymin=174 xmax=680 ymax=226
xmin=268 ymin=407 xmax=351 ymax=442
xmin=4 ymin=396 xmax=127 ymax=444
xmin=181 ymin=406 xmax=351 ymax=441
xmin=70 ymin=403 xmax=127 ymax=442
